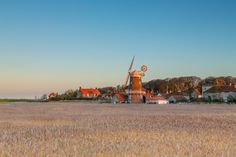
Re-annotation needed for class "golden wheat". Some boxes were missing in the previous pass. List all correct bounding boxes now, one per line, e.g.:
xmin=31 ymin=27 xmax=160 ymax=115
xmin=0 ymin=102 xmax=235 ymax=157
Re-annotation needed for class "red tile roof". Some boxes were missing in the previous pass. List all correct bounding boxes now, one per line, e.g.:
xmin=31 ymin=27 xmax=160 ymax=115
xmin=80 ymin=88 xmax=101 ymax=95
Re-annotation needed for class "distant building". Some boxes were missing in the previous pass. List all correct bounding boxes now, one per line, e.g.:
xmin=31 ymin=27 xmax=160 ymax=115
xmin=203 ymin=86 xmax=236 ymax=102
xmin=146 ymin=95 xmax=169 ymax=104
xmin=77 ymin=87 xmax=101 ymax=98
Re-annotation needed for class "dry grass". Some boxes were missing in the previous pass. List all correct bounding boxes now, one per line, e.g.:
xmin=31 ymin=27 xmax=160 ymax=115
xmin=0 ymin=102 xmax=236 ymax=157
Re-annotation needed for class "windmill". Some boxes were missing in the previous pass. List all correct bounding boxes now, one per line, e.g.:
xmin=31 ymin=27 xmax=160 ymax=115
xmin=124 ymin=56 xmax=135 ymax=88
xmin=124 ymin=56 xmax=148 ymax=103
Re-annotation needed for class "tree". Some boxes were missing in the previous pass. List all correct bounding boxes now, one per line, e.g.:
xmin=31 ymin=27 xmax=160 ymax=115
xmin=64 ymin=89 xmax=77 ymax=100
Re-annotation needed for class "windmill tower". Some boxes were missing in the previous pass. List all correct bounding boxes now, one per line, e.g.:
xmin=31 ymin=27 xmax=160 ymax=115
xmin=124 ymin=56 xmax=148 ymax=103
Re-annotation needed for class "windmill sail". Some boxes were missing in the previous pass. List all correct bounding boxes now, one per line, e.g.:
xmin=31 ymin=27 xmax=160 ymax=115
xmin=124 ymin=56 xmax=135 ymax=87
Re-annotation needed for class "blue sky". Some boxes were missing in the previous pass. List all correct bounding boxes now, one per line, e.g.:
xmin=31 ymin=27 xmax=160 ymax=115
xmin=0 ymin=0 xmax=235 ymax=98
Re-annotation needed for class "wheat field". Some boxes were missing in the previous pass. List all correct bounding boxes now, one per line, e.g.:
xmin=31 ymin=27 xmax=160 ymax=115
xmin=0 ymin=102 xmax=236 ymax=157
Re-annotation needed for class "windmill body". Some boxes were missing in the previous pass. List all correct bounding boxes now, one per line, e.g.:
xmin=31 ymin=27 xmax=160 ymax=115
xmin=124 ymin=56 xmax=148 ymax=103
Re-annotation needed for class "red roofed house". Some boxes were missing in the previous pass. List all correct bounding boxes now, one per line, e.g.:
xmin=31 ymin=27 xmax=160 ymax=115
xmin=77 ymin=87 xmax=101 ymax=98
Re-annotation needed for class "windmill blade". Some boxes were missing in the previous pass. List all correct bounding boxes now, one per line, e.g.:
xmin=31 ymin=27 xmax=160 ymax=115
xmin=128 ymin=56 xmax=135 ymax=72
xmin=124 ymin=56 xmax=135 ymax=87
xmin=124 ymin=73 xmax=130 ymax=87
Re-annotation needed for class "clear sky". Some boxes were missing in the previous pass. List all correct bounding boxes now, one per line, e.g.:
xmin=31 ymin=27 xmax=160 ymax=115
xmin=0 ymin=0 xmax=235 ymax=98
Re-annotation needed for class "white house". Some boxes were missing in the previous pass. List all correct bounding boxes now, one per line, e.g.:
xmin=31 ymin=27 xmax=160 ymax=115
xmin=203 ymin=86 xmax=236 ymax=102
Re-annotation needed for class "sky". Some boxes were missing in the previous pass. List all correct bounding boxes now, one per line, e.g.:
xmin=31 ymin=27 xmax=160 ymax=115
xmin=0 ymin=0 xmax=235 ymax=98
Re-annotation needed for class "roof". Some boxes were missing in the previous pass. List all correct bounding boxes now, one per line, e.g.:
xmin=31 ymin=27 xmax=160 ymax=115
xmin=205 ymin=86 xmax=236 ymax=93
xmin=79 ymin=87 xmax=101 ymax=95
